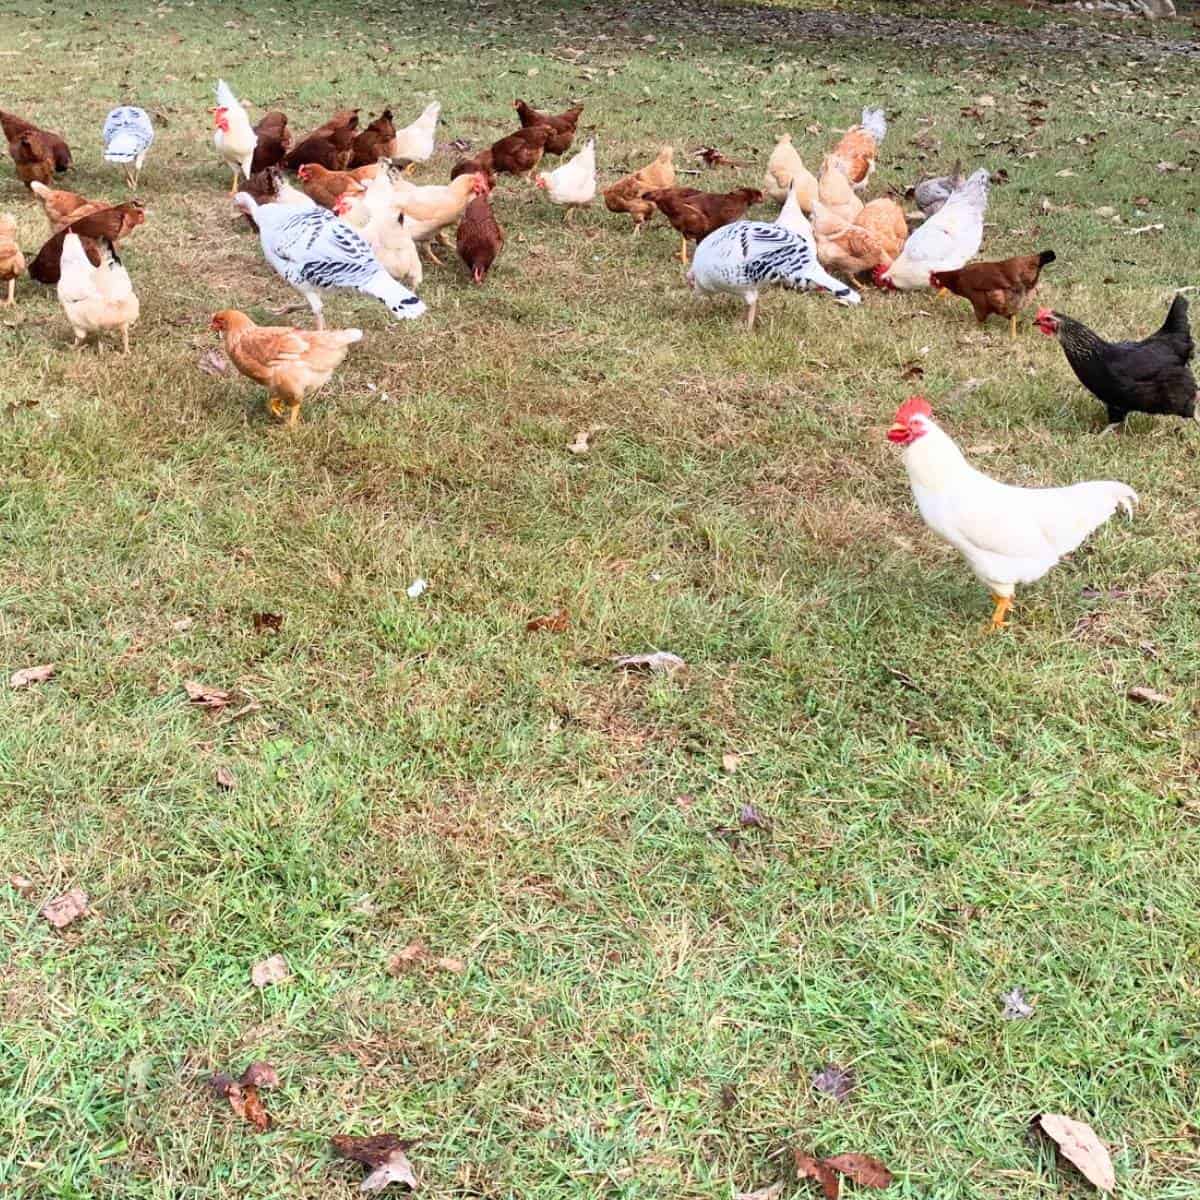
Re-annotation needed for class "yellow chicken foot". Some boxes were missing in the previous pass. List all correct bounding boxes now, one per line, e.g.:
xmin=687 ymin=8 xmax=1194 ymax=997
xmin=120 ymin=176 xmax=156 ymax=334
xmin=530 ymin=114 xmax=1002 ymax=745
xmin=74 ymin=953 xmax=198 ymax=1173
xmin=988 ymin=593 xmax=1013 ymax=632
xmin=1010 ymin=314 xmax=1018 ymax=339
xmin=679 ymin=235 xmax=689 ymax=265
xmin=287 ymin=404 xmax=301 ymax=427
xmin=268 ymin=396 xmax=284 ymax=419
xmin=229 ymin=168 xmax=240 ymax=195
xmin=936 ymin=287 xmax=950 ymax=300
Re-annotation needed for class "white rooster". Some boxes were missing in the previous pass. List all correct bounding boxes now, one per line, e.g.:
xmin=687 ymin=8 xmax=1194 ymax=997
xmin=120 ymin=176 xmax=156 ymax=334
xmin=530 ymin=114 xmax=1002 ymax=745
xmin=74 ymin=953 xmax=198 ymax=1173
xmin=535 ymin=137 xmax=595 ymax=220
xmin=213 ymin=79 xmax=257 ymax=194
xmin=888 ymin=396 xmax=1138 ymax=630
xmin=103 ymin=106 xmax=154 ymax=190
xmin=876 ymin=169 xmax=988 ymax=291
xmin=688 ymin=220 xmax=860 ymax=330
xmin=392 ymin=101 xmax=440 ymax=170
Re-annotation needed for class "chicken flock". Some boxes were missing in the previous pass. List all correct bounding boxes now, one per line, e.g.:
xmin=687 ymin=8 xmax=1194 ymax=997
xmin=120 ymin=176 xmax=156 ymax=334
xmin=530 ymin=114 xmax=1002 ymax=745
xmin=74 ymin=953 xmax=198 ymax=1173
xmin=2 ymin=86 xmax=1196 ymax=631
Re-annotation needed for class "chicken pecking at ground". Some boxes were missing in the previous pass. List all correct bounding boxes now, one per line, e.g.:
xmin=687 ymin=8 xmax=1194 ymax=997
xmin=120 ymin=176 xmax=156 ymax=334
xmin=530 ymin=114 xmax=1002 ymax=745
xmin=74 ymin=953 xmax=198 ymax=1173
xmin=1 ymin=109 xmax=71 ymax=174
xmin=283 ymin=109 xmax=360 ymax=172
xmin=642 ymin=186 xmax=763 ymax=264
xmin=688 ymin=219 xmax=860 ymax=329
xmin=932 ymin=250 xmax=1055 ymax=338
xmin=456 ymin=193 xmax=505 ymax=284
xmin=349 ymin=109 xmax=397 ymax=168
xmin=888 ymin=395 xmax=1137 ymax=630
xmin=877 ymin=169 xmax=988 ymax=291
xmin=211 ymin=308 xmax=362 ymax=426
xmin=251 ymin=111 xmax=292 ymax=174
xmin=30 ymin=181 xmax=109 ymax=232
xmin=56 ymin=232 xmax=139 ymax=353
xmin=9 ymin=129 xmax=56 ymax=188
xmin=1034 ymin=294 xmax=1199 ymax=432
xmin=603 ymin=146 xmax=676 ymax=232
xmin=234 ymin=191 xmax=426 ymax=328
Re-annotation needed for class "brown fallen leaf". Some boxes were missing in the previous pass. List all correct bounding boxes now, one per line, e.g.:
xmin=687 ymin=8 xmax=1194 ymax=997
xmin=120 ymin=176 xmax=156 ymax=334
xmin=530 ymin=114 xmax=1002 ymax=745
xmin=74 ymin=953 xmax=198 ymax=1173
xmin=824 ymin=1154 xmax=893 ymax=1189
xmin=739 ymin=803 xmax=767 ymax=829
xmin=526 ymin=609 xmax=569 ymax=633
xmin=794 ymin=1153 xmax=840 ymax=1199
xmin=215 ymin=765 xmax=237 ymax=791
xmin=41 ymin=888 xmax=89 ymax=929
xmin=722 ymin=752 xmax=741 ymax=774
xmin=184 ymin=680 xmax=231 ymax=710
xmin=252 ymin=611 xmax=284 ymax=633
xmin=567 ymin=429 xmax=592 ymax=455
xmin=8 ymin=874 xmax=35 ymax=898
xmin=11 ymin=663 xmax=54 ymax=689
xmin=1127 ymin=685 xmax=1170 ymax=705
xmin=224 ymin=1081 xmax=271 ymax=1132
xmin=899 ymin=361 xmax=924 ymax=381
xmin=1036 ymin=1112 xmax=1115 ymax=1193
xmin=198 ymin=348 xmax=230 ymax=376
xmin=812 ymin=1062 xmax=857 ymax=1102
xmin=386 ymin=940 xmax=429 ymax=973
xmin=332 ymin=1134 xmax=418 ymax=1193
xmin=250 ymin=953 xmax=290 ymax=989
xmin=240 ymin=1061 xmax=280 ymax=1089
xmin=613 ymin=651 xmax=686 ymax=675
xmin=735 ymin=1186 xmax=783 ymax=1200
xmin=719 ymin=1082 xmax=738 ymax=1110
xmin=435 ymin=956 xmax=466 ymax=974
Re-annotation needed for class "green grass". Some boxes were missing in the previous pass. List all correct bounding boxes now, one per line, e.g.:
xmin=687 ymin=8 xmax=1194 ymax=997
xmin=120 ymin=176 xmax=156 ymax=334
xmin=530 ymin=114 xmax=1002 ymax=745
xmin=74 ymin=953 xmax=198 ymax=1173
xmin=2 ymin=1 xmax=1200 ymax=1197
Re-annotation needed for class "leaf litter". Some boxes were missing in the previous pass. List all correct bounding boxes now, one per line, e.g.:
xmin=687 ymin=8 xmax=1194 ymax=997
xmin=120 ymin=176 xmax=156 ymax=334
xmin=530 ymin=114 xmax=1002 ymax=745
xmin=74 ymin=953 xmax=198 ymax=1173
xmin=332 ymin=1133 xmax=418 ymax=1192
xmin=209 ymin=1061 xmax=280 ymax=1133
xmin=1001 ymin=987 xmax=1035 ymax=1020
xmin=795 ymin=1149 xmax=893 ymax=1197
xmin=11 ymin=663 xmax=54 ymax=689
xmin=41 ymin=888 xmax=89 ymax=929
xmin=250 ymin=953 xmax=290 ymax=988
xmin=811 ymin=1062 xmax=857 ymax=1102
xmin=613 ymin=650 xmax=685 ymax=675
xmin=1035 ymin=1112 xmax=1115 ymax=1193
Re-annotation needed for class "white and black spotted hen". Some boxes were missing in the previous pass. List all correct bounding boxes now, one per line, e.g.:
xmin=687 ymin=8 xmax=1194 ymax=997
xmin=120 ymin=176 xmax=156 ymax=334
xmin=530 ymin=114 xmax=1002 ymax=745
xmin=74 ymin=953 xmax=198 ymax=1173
xmin=103 ymin=106 xmax=154 ymax=189
xmin=687 ymin=219 xmax=859 ymax=329
xmin=234 ymin=193 xmax=427 ymax=328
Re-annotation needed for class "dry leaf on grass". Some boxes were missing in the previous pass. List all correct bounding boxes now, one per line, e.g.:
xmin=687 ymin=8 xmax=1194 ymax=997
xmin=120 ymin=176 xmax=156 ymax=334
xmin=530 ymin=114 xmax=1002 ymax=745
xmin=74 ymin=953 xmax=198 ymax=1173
xmin=250 ymin=953 xmax=290 ymax=989
xmin=210 ymin=1062 xmax=278 ymax=1133
xmin=613 ymin=651 xmax=686 ymax=675
xmin=739 ymin=803 xmax=767 ymax=829
xmin=386 ymin=940 xmax=428 ymax=973
xmin=184 ymin=680 xmax=231 ymax=710
xmin=41 ymin=888 xmax=89 ymax=929
xmin=9 ymin=874 xmax=35 ymax=898
xmin=198 ymin=348 xmax=230 ymax=376
xmin=567 ymin=430 xmax=592 ymax=455
xmin=332 ymin=1134 xmax=418 ymax=1193
xmin=436 ymin=956 xmax=466 ymax=974
xmin=735 ymin=1185 xmax=783 ymax=1200
xmin=252 ymin=611 xmax=283 ymax=633
xmin=1127 ymin=685 xmax=1169 ymax=705
xmin=11 ymin=663 xmax=54 ymax=689
xmin=215 ymin=765 xmax=237 ymax=791
xmin=812 ymin=1062 xmax=857 ymax=1102
xmin=722 ymin=752 xmax=741 ymax=774
xmin=1036 ymin=1113 xmax=1115 ymax=1193
xmin=1001 ymin=987 xmax=1035 ymax=1020
xmin=795 ymin=1149 xmax=893 ymax=1197
xmin=406 ymin=578 xmax=428 ymax=599
xmin=526 ymin=609 xmax=569 ymax=633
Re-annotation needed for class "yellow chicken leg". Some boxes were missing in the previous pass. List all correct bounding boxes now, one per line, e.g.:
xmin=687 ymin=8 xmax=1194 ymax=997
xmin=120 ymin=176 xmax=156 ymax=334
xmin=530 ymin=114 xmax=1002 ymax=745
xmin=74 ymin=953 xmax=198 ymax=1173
xmin=679 ymin=235 xmax=689 ymax=265
xmin=988 ymin=593 xmax=1013 ymax=632
xmin=1010 ymin=314 xmax=1018 ymax=340
xmin=121 ymin=325 xmax=130 ymax=356
xmin=286 ymin=403 xmax=301 ymax=427
xmin=230 ymin=167 xmax=240 ymax=195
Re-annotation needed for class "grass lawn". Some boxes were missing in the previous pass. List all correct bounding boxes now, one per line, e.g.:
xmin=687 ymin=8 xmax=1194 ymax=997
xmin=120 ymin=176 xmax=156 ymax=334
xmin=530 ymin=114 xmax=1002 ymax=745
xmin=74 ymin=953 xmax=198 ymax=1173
xmin=2 ymin=1 xmax=1200 ymax=1196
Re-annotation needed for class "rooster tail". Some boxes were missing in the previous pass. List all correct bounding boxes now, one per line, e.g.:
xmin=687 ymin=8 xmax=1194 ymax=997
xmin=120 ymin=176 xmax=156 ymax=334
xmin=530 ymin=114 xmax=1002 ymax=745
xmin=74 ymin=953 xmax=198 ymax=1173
xmin=360 ymin=269 xmax=426 ymax=321
xmin=1157 ymin=292 xmax=1191 ymax=341
xmin=418 ymin=101 xmax=441 ymax=129
xmin=1038 ymin=249 xmax=1056 ymax=268
xmin=860 ymin=106 xmax=887 ymax=143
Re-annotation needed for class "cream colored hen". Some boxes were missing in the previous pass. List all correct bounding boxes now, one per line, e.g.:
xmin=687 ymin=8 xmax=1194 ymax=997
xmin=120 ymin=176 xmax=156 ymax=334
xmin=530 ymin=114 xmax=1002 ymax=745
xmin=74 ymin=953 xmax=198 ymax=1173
xmin=56 ymin=231 xmax=139 ymax=352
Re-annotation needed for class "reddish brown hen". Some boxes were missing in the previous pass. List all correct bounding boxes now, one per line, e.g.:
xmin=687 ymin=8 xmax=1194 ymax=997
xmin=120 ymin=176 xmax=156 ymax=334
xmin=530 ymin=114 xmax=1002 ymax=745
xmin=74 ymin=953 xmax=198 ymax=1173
xmin=931 ymin=250 xmax=1056 ymax=338
xmin=1 ymin=109 xmax=71 ymax=173
xmin=489 ymin=126 xmax=554 ymax=180
xmin=642 ymin=186 xmax=763 ymax=263
xmin=29 ymin=203 xmax=146 ymax=285
xmin=349 ymin=110 xmax=396 ymax=167
xmin=456 ymin=194 xmax=505 ymax=284
xmin=283 ymin=109 xmax=359 ymax=171
xmin=250 ymin=111 xmax=292 ymax=174
xmin=513 ymin=100 xmax=583 ymax=156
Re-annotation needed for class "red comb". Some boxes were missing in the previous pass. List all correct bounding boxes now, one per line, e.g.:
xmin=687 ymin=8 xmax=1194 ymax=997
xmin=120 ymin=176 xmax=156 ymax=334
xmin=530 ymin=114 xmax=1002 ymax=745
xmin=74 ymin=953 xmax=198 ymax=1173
xmin=1035 ymin=306 xmax=1052 ymax=321
xmin=894 ymin=395 xmax=933 ymax=424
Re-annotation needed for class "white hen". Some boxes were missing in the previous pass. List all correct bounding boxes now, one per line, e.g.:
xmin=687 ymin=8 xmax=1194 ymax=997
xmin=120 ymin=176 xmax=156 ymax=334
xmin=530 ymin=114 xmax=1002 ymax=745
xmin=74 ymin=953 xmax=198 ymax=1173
xmin=889 ymin=396 xmax=1138 ymax=629
xmin=877 ymin=169 xmax=988 ymax=291
xmin=57 ymin=232 xmax=140 ymax=353
xmin=213 ymin=80 xmax=257 ymax=194
xmin=536 ymin=137 xmax=595 ymax=218
xmin=392 ymin=101 xmax=440 ymax=167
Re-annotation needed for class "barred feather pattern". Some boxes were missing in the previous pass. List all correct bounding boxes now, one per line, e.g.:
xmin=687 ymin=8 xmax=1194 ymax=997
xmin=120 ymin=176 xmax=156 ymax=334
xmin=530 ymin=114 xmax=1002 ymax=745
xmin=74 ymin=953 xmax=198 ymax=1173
xmin=691 ymin=221 xmax=859 ymax=303
xmin=103 ymin=107 xmax=154 ymax=162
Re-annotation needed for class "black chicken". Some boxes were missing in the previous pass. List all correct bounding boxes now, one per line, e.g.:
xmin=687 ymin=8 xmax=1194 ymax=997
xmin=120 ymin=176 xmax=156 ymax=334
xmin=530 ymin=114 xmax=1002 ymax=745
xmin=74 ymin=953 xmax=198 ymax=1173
xmin=1034 ymin=296 xmax=1198 ymax=432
